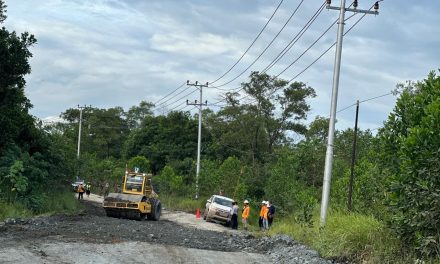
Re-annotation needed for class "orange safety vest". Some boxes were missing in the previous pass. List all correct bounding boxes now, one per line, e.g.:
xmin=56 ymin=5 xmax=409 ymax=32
xmin=259 ymin=205 xmax=266 ymax=217
xmin=263 ymin=207 xmax=269 ymax=220
xmin=78 ymin=185 xmax=85 ymax=193
xmin=242 ymin=206 xmax=250 ymax=219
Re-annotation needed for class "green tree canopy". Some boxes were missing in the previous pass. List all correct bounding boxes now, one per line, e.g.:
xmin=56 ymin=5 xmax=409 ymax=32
xmin=380 ymin=70 xmax=440 ymax=257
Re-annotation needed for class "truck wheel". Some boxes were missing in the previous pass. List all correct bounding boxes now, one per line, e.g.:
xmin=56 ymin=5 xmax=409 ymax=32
xmin=147 ymin=199 xmax=161 ymax=221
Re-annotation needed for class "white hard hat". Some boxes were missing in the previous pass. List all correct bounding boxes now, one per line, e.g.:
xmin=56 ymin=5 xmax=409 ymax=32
xmin=244 ymin=200 xmax=249 ymax=204
xmin=261 ymin=200 xmax=266 ymax=204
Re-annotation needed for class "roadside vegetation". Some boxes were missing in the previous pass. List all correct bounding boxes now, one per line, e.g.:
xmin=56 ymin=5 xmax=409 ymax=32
xmin=1 ymin=1 xmax=439 ymax=262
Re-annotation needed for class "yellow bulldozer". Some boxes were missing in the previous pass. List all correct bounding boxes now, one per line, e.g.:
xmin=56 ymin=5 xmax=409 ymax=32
xmin=103 ymin=170 xmax=161 ymax=221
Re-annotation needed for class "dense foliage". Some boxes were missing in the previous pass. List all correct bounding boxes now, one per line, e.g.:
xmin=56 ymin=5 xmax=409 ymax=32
xmin=380 ymin=72 xmax=440 ymax=257
xmin=0 ymin=1 xmax=77 ymax=213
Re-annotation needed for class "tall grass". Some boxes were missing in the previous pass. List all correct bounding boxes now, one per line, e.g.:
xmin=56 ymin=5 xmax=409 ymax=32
xmin=0 ymin=191 xmax=83 ymax=222
xmin=269 ymin=210 xmax=416 ymax=263
xmin=0 ymin=201 xmax=32 ymax=221
xmin=41 ymin=191 xmax=83 ymax=214
xmin=160 ymin=195 xmax=207 ymax=213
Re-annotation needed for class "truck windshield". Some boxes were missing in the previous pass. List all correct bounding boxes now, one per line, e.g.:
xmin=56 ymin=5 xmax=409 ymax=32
xmin=214 ymin=197 xmax=232 ymax=208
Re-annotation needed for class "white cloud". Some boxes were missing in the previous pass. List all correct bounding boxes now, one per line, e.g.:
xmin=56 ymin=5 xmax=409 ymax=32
xmin=150 ymin=32 xmax=240 ymax=57
xmin=3 ymin=0 xmax=439 ymax=132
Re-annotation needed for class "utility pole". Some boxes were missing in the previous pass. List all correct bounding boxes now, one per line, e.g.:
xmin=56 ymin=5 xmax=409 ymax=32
xmin=186 ymin=81 xmax=208 ymax=200
xmin=77 ymin=105 xmax=86 ymax=159
xmin=77 ymin=105 xmax=91 ymax=180
xmin=320 ymin=0 xmax=379 ymax=227
xmin=347 ymin=100 xmax=359 ymax=211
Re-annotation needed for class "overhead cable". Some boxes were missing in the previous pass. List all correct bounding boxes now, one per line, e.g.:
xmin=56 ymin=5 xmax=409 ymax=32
xmin=209 ymin=0 xmax=285 ymax=85
xmin=261 ymin=2 xmax=326 ymax=74
xmin=210 ymin=0 xmax=306 ymax=89
xmin=153 ymin=82 xmax=186 ymax=105
xmin=157 ymin=88 xmax=198 ymax=112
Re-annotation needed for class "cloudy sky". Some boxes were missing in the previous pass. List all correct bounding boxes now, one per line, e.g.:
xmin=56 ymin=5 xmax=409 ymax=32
xmin=4 ymin=0 xmax=440 ymax=130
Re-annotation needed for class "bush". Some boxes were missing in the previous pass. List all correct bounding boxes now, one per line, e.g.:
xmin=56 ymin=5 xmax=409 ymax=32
xmin=381 ymin=71 xmax=440 ymax=258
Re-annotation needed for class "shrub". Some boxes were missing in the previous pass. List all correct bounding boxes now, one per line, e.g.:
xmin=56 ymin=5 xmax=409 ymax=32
xmin=270 ymin=210 xmax=407 ymax=263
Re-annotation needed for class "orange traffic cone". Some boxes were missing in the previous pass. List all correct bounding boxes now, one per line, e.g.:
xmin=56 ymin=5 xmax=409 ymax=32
xmin=196 ymin=208 xmax=201 ymax=219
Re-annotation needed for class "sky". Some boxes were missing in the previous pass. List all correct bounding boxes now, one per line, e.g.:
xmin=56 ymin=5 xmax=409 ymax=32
xmin=4 ymin=0 xmax=440 ymax=131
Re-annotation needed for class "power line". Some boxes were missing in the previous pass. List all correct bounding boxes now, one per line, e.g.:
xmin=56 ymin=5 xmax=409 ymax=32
xmin=209 ymin=0 xmax=285 ymax=85
xmin=212 ymin=2 xmax=379 ymax=109
xmin=157 ymin=88 xmax=198 ymax=112
xmin=209 ymin=2 xmax=333 ymax=104
xmin=207 ymin=1 xmax=331 ymax=105
xmin=210 ymin=0 xmax=306 ymax=89
xmin=163 ymin=1 xmax=375 ymax=114
xmin=153 ymin=82 xmax=186 ymax=105
xmin=215 ymin=18 xmax=339 ymax=106
xmin=337 ymin=92 xmax=393 ymax=113
xmin=154 ymin=85 xmax=193 ymax=109
xmin=275 ymin=18 xmax=337 ymax=78
xmin=261 ymin=2 xmax=326 ymax=74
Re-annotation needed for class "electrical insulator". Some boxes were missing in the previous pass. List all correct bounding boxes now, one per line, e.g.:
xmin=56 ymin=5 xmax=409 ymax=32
xmin=374 ymin=1 xmax=379 ymax=10
xmin=195 ymin=81 xmax=198 ymax=85
xmin=353 ymin=0 xmax=358 ymax=8
xmin=187 ymin=80 xmax=189 ymax=84
xmin=326 ymin=0 xmax=331 ymax=4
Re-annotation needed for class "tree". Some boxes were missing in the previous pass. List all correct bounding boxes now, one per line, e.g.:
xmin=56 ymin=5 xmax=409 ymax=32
xmin=0 ymin=3 xmax=76 ymax=212
xmin=123 ymin=111 xmax=206 ymax=173
xmin=60 ymin=106 xmax=128 ymax=159
xmin=126 ymin=101 xmax=154 ymax=129
xmin=381 ymin=71 xmax=440 ymax=257
xmin=155 ymin=165 xmax=184 ymax=196
xmin=0 ymin=1 xmax=38 ymax=154
xmin=127 ymin=156 xmax=150 ymax=173
xmin=210 ymin=72 xmax=316 ymax=163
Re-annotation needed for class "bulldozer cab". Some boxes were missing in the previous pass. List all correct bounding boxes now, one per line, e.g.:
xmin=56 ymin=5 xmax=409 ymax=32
xmin=122 ymin=172 xmax=153 ymax=196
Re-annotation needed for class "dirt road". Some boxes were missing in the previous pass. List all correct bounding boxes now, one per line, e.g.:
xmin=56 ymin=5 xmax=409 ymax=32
xmin=0 ymin=195 xmax=333 ymax=264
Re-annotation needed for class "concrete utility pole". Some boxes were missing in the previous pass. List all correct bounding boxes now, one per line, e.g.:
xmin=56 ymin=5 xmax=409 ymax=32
xmin=320 ymin=0 xmax=379 ymax=227
xmin=186 ymin=81 xmax=208 ymax=200
xmin=76 ymin=105 xmax=87 ymax=180
xmin=77 ymin=105 xmax=87 ymax=159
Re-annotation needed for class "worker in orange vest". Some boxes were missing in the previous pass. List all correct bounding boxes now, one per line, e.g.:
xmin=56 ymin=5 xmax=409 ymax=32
xmin=77 ymin=184 xmax=85 ymax=200
xmin=242 ymin=200 xmax=250 ymax=231
xmin=262 ymin=201 xmax=269 ymax=231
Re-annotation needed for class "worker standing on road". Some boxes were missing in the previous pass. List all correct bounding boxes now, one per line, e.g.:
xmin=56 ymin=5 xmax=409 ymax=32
xmin=231 ymin=201 xmax=239 ymax=229
xmin=262 ymin=201 xmax=269 ymax=231
xmin=259 ymin=201 xmax=266 ymax=230
xmin=77 ymin=183 xmax=85 ymax=200
xmin=242 ymin=200 xmax=250 ymax=231
xmin=267 ymin=200 xmax=275 ymax=229
xmin=86 ymin=183 xmax=91 ymax=198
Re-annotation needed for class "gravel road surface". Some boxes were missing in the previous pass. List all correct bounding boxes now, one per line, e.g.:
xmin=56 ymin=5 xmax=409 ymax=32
xmin=0 ymin=194 xmax=335 ymax=264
